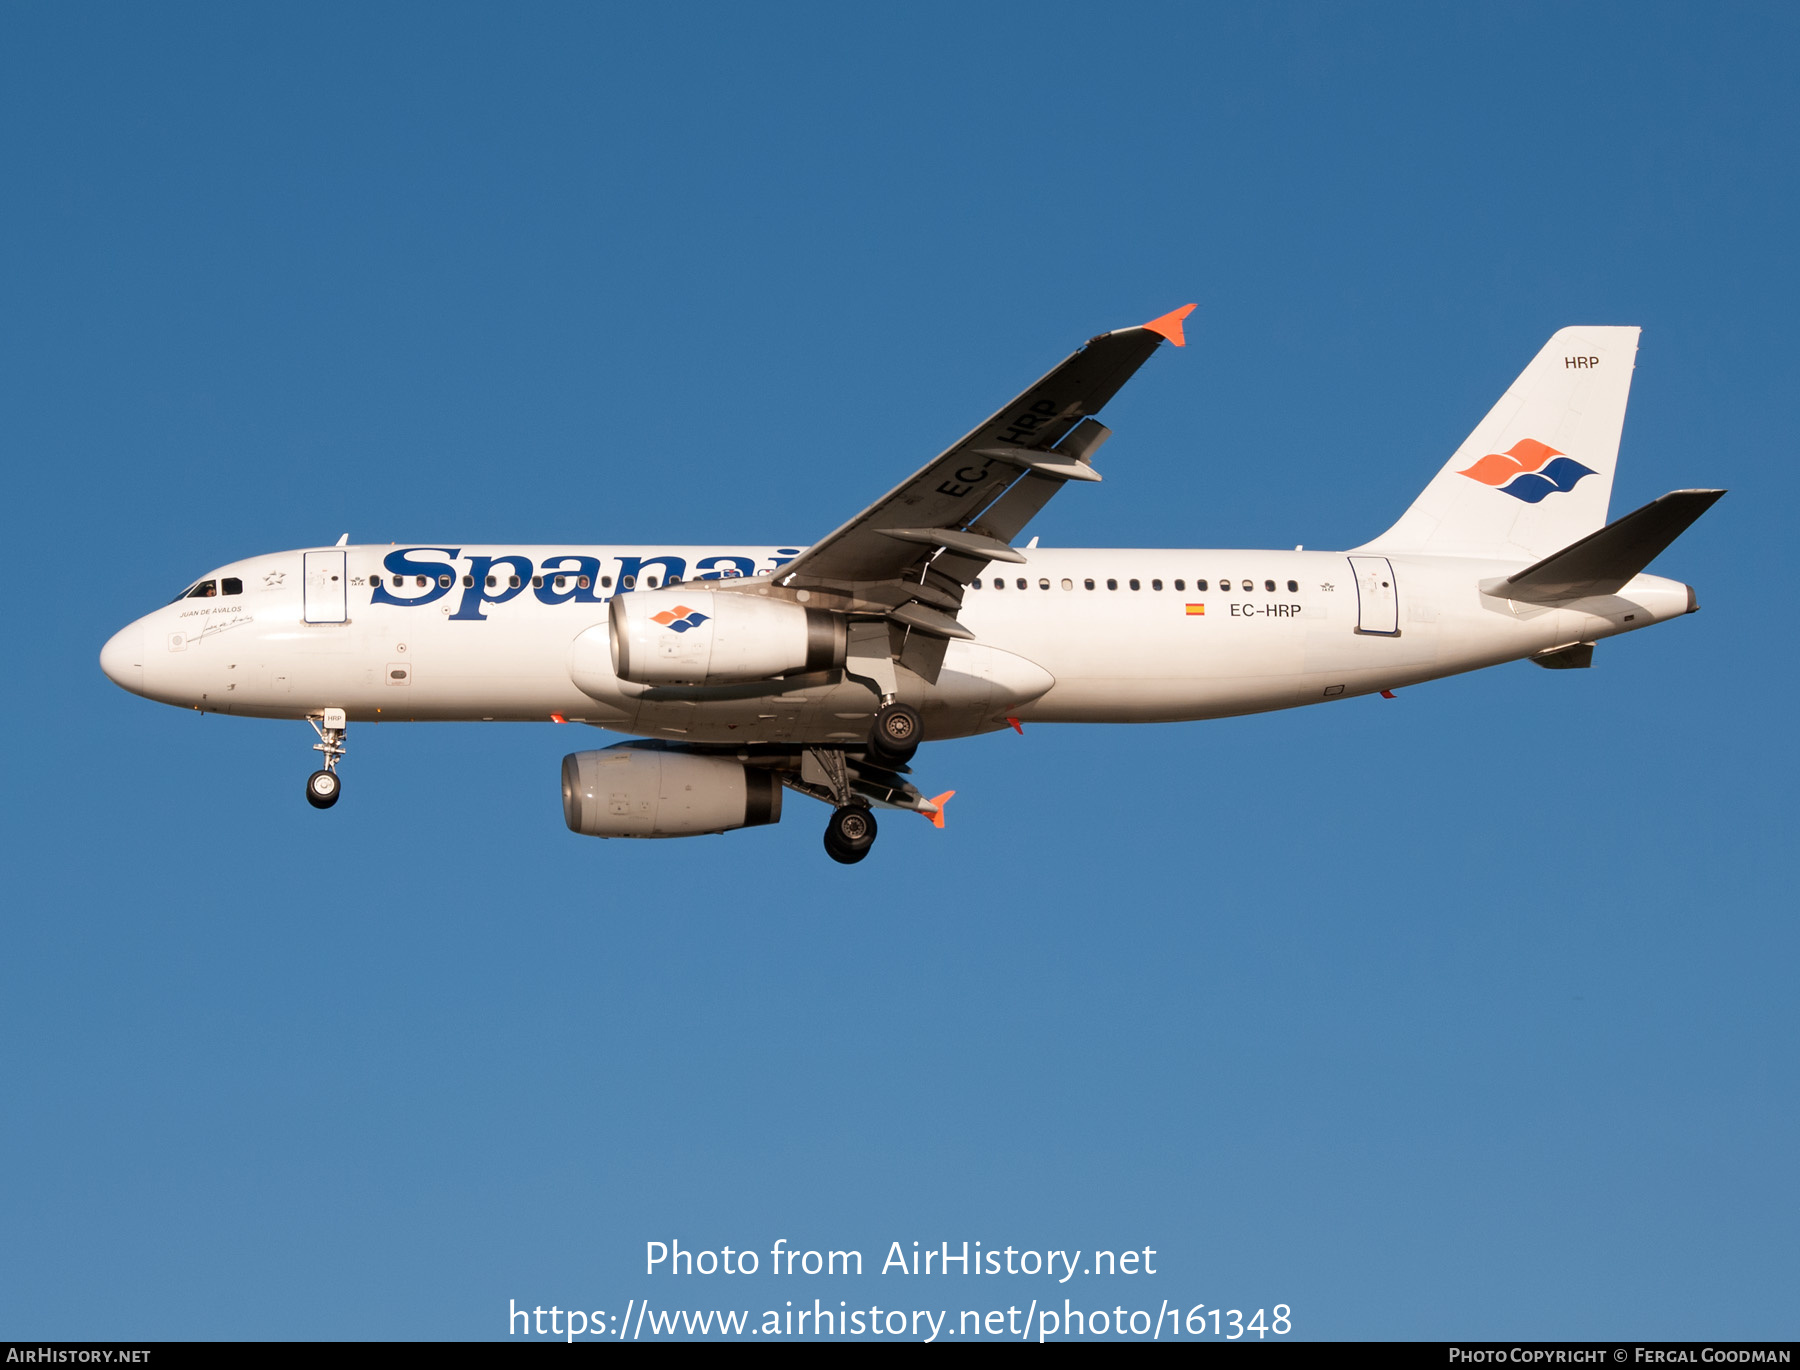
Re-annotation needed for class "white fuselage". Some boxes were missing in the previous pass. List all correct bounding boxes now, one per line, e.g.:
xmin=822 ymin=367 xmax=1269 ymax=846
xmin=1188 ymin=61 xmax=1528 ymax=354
xmin=100 ymin=542 xmax=1695 ymax=743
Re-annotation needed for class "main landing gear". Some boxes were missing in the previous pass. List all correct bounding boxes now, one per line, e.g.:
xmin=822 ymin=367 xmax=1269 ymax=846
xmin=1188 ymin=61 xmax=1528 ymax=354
xmin=824 ymin=804 xmax=878 ymax=865
xmin=305 ymin=708 xmax=347 ymax=810
xmin=798 ymin=709 xmax=940 ymax=863
xmin=798 ymin=743 xmax=882 ymax=864
xmin=869 ymin=701 xmax=922 ymax=768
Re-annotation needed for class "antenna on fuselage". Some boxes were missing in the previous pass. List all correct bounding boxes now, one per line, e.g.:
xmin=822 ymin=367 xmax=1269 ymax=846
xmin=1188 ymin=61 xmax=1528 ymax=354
xmin=334 ymin=533 xmax=348 ymax=547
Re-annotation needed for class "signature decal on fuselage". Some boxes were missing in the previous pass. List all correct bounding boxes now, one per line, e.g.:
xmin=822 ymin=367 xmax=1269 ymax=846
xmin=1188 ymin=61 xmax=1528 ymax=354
xmin=368 ymin=549 xmax=802 ymax=621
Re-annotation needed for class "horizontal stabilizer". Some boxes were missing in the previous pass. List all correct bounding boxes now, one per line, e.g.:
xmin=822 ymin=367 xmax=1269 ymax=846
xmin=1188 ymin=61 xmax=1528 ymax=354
xmin=1493 ymin=489 xmax=1725 ymax=604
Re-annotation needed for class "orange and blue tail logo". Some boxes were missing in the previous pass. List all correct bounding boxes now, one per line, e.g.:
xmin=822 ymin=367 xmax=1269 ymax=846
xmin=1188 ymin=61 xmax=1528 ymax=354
xmin=650 ymin=604 xmax=710 ymax=633
xmin=1458 ymin=439 xmax=1595 ymax=504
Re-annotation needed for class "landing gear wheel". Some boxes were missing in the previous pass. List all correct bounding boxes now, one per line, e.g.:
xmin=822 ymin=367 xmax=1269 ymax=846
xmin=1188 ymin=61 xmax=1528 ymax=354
xmin=823 ymin=804 xmax=877 ymax=864
xmin=305 ymin=769 xmax=341 ymax=809
xmin=869 ymin=702 xmax=922 ymax=767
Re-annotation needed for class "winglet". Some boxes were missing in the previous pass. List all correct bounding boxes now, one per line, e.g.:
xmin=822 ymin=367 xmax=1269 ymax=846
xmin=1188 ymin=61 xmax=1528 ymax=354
xmin=1141 ymin=303 xmax=1196 ymax=348
xmin=922 ymin=790 xmax=956 ymax=830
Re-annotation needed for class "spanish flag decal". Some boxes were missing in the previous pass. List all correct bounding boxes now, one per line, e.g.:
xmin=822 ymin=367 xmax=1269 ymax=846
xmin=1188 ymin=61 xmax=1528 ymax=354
xmin=1185 ymin=603 xmax=1205 ymax=616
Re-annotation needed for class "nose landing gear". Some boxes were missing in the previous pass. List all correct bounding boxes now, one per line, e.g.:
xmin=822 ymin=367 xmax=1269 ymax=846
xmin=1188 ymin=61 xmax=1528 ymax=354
xmin=305 ymin=708 xmax=347 ymax=810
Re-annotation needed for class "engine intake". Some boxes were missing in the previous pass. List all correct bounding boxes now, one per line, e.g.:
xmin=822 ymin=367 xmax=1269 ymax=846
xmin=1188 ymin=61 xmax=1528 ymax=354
xmin=609 ymin=588 xmax=845 ymax=685
xmin=561 ymin=744 xmax=783 ymax=838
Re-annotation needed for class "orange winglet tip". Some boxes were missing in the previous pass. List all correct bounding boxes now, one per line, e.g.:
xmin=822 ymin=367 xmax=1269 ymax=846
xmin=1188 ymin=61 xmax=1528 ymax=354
xmin=550 ymin=713 xmax=567 ymax=723
xmin=1141 ymin=302 xmax=1196 ymax=347
xmin=1006 ymin=716 xmax=1024 ymax=734
xmin=923 ymin=790 xmax=956 ymax=830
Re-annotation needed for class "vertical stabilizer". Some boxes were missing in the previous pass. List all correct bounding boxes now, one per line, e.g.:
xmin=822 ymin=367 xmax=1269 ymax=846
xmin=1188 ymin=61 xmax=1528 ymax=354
xmin=1357 ymin=326 xmax=1640 ymax=562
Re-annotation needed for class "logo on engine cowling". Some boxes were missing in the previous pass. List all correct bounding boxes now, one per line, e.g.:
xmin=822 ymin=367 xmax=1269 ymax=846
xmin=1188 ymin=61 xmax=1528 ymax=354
xmin=650 ymin=604 xmax=710 ymax=633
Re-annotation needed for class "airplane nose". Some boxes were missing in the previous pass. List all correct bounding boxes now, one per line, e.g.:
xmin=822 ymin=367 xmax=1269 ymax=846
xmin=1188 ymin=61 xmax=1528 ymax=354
xmin=100 ymin=623 xmax=145 ymax=694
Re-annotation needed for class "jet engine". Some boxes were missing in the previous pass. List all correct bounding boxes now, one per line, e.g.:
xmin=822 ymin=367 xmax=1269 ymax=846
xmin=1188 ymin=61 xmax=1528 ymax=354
xmin=561 ymin=743 xmax=783 ymax=838
xmin=609 ymin=588 xmax=845 ymax=686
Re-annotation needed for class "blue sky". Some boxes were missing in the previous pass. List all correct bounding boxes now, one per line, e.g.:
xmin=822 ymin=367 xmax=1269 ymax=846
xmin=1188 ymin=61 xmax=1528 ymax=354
xmin=3 ymin=2 xmax=1794 ymax=1341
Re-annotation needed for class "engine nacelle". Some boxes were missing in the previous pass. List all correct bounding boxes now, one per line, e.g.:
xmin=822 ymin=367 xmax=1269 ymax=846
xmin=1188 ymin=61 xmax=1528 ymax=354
xmin=561 ymin=744 xmax=783 ymax=838
xmin=608 ymin=588 xmax=846 ymax=686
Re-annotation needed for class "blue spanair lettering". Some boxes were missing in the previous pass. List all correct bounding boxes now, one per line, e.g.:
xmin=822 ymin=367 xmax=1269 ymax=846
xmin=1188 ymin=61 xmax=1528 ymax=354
xmin=615 ymin=554 xmax=687 ymax=590
xmin=373 ymin=548 xmax=461 ymax=606
xmin=696 ymin=554 xmax=757 ymax=579
xmin=534 ymin=555 xmax=605 ymax=605
xmin=452 ymin=554 xmax=535 ymax=620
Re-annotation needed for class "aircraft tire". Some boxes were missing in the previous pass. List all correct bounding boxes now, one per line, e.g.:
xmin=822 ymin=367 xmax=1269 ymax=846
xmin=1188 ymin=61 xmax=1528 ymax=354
xmin=305 ymin=769 xmax=341 ymax=809
xmin=824 ymin=805 xmax=877 ymax=863
xmin=869 ymin=703 xmax=922 ymax=767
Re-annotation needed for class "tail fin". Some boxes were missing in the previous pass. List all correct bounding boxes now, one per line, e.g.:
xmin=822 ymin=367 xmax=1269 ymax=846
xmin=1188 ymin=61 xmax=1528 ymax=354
xmin=1358 ymin=326 xmax=1641 ymax=562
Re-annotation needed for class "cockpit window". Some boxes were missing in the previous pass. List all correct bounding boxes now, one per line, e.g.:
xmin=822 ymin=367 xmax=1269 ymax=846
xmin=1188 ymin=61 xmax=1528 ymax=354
xmin=185 ymin=580 xmax=218 ymax=599
xmin=221 ymin=577 xmax=242 ymax=596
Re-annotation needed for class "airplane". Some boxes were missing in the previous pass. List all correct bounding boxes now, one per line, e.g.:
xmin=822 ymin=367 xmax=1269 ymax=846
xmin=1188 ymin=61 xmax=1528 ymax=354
xmin=99 ymin=306 xmax=1722 ymax=863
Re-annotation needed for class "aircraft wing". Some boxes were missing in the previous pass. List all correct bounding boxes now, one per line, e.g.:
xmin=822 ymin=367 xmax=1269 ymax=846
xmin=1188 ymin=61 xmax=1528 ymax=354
xmin=771 ymin=304 xmax=1194 ymax=597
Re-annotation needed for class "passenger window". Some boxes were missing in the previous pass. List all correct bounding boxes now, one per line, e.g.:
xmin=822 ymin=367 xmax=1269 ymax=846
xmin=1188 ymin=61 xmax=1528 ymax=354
xmin=438 ymin=575 xmax=452 ymax=589
xmin=622 ymin=574 xmax=637 ymax=590
xmin=1061 ymin=578 xmax=1073 ymax=590
xmin=555 ymin=577 xmax=567 ymax=589
xmin=186 ymin=580 xmax=218 ymax=598
xmin=1015 ymin=578 xmax=1027 ymax=590
xmin=1038 ymin=578 xmax=1050 ymax=590
xmin=369 ymin=575 xmax=382 ymax=587
xmin=597 ymin=576 xmax=608 ymax=588
xmin=485 ymin=575 xmax=497 ymax=588
xmin=1151 ymin=579 xmax=1163 ymax=591
xmin=1174 ymin=579 xmax=1185 ymax=591
xmin=1129 ymin=579 xmax=1140 ymax=591
xmin=1241 ymin=579 xmax=1253 ymax=592
xmin=1107 ymin=578 xmax=1118 ymax=590
xmin=1265 ymin=579 xmax=1276 ymax=592
xmin=646 ymin=576 xmax=659 ymax=588
xmin=508 ymin=575 xmax=521 ymax=588
xmin=1084 ymin=578 xmax=1095 ymax=590
xmin=993 ymin=578 xmax=1005 ymax=590
xmin=1196 ymin=579 xmax=1208 ymax=591
xmin=971 ymin=578 xmax=982 ymax=589
xmin=580 ymin=576 xmax=592 ymax=589
xmin=221 ymin=577 xmax=242 ymax=595
xmin=531 ymin=576 xmax=543 ymax=588
xmin=667 ymin=574 xmax=681 ymax=586
xmin=1287 ymin=579 xmax=1298 ymax=593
